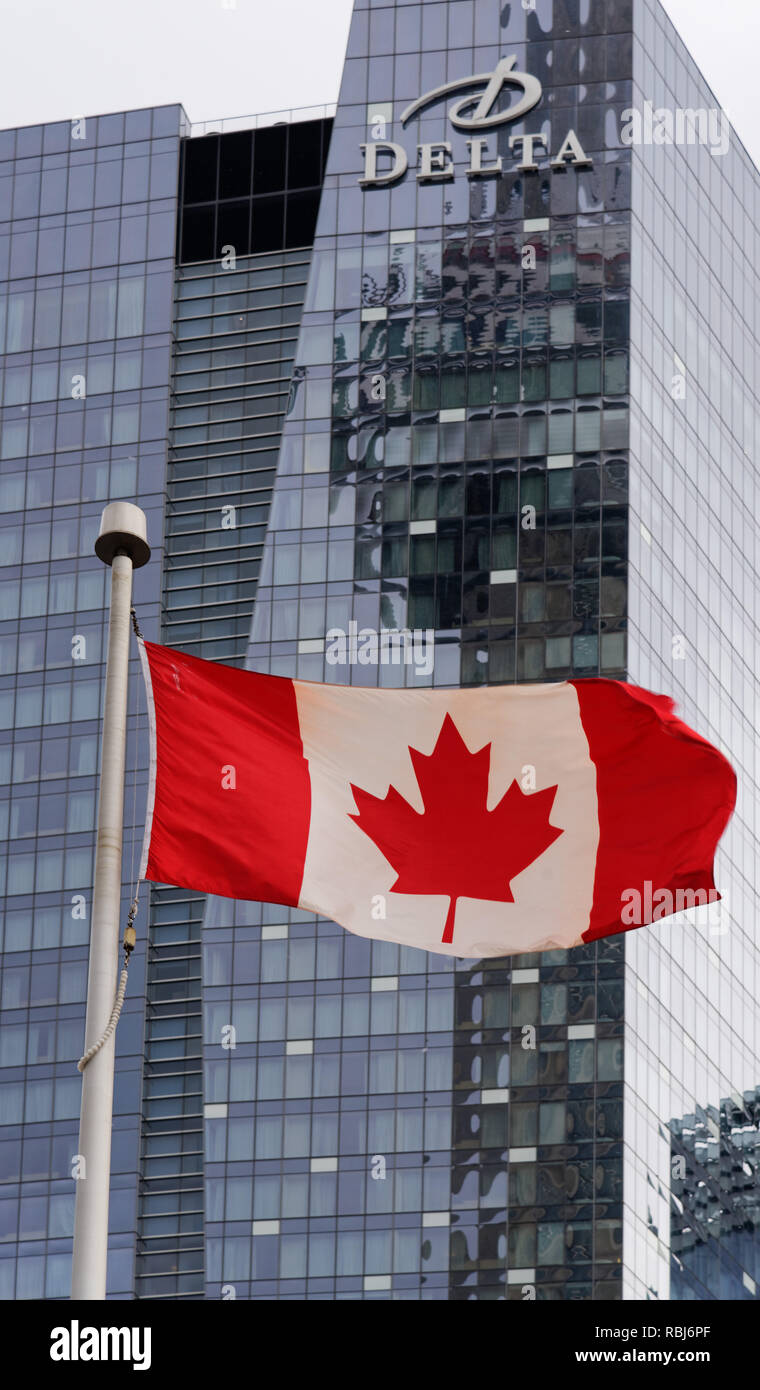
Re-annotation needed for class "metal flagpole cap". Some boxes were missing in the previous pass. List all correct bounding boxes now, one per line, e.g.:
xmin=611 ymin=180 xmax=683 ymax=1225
xmin=94 ymin=501 xmax=151 ymax=569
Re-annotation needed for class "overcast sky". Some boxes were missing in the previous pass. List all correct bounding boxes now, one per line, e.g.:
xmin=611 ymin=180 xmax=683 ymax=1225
xmin=0 ymin=0 xmax=758 ymax=167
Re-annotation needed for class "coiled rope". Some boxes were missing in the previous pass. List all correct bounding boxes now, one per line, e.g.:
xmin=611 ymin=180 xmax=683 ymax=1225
xmin=77 ymin=898 xmax=139 ymax=1072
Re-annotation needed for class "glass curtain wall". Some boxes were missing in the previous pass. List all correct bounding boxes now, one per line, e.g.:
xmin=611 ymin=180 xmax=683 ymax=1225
xmin=0 ymin=104 xmax=183 ymax=1299
xmin=625 ymin=0 xmax=760 ymax=1302
xmin=136 ymin=119 xmax=330 ymax=1299
xmin=202 ymin=0 xmax=633 ymax=1301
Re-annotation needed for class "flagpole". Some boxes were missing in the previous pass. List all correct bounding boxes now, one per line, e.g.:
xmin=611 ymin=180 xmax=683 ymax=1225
xmin=71 ymin=502 xmax=150 ymax=1301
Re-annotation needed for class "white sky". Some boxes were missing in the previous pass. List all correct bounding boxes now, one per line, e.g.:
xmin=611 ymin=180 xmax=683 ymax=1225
xmin=0 ymin=0 xmax=758 ymax=168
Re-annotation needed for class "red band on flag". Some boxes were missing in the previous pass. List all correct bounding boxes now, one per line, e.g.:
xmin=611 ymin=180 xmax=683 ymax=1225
xmin=140 ymin=641 xmax=311 ymax=905
xmin=571 ymin=679 xmax=737 ymax=942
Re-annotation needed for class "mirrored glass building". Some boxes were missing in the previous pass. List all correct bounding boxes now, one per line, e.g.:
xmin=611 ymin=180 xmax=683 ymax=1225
xmin=0 ymin=0 xmax=758 ymax=1302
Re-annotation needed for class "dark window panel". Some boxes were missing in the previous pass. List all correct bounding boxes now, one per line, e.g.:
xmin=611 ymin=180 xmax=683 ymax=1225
xmin=287 ymin=119 xmax=324 ymax=189
xmin=216 ymin=200 xmax=251 ymax=258
xmin=183 ymin=135 xmax=219 ymax=203
xmin=181 ymin=205 xmax=215 ymax=263
xmin=253 ymin=125 xmax=287 ymax=194
xmin=219 ymin=129 xmax=253 ymax=199
xmin=285 ymin=190 xmax=321 ymax=249
xmin=251 ymin=195 xmax=285 ymax=253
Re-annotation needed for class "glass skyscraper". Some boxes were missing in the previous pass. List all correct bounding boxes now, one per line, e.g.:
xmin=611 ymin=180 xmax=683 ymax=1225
xmin=0 ymin=0 xmax=758 ymax=1302
xmin=0 ymin=103 xmax=186 ymax=1298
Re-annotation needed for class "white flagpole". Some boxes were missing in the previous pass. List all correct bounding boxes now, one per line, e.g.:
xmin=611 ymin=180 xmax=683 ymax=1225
xmin=71 ymin=502 xmax=150 ymax=1301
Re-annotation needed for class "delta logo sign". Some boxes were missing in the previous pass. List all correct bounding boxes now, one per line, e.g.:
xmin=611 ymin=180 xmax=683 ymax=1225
xmin=359 ymin=56 xmax=593 ymax=188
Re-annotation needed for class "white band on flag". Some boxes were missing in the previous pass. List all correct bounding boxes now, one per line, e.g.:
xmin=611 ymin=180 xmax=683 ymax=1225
xmin=136 ymin=636 xmax=158 ymax=882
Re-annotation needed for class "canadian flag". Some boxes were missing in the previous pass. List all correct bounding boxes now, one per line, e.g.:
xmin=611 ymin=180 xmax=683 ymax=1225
xmin=138 ymin=640 xmax=736 ymax=958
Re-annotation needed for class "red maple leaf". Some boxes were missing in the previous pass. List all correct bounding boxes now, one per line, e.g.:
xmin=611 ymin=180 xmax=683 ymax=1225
xmin=349 ymin=713 xmax=563 ymax=945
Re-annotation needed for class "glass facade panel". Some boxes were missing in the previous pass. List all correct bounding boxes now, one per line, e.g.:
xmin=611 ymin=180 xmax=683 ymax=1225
xmin=0 ymin=102 xmax=185 ymax=1299
xmin=625 ymin=0 xmax=760 ymax=1302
